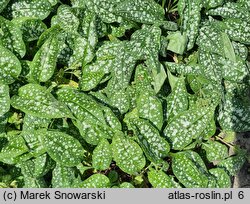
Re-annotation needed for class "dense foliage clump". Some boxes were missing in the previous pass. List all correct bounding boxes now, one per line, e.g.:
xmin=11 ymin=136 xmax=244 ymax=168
xmin=0 ymin=0 xmax=249 ymax=188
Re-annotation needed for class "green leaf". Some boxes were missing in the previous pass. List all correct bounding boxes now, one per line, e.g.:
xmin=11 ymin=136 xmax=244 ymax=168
xmin=11 ymin=17 xmax=47 ymax=42
xmin=30 ymin=35 xmax=60 ymax=82
xmin=33 ymin=154 xmax=55 ymax=177
xmin=218 ymin=151 xmax=246 ymax=176
xmin=178 ymin=0 xmax=202 ymax=50
xmin=223 ymin=18 xmax=250 ymax=44
xmin=129 ymin=118 xmax=170 ymax=163
xmin=145 ymin=56 xmax=167 ymax=93
xmin=208 ymin=168 xmax=231 ymax=188
xmin=109 ymin=89 xmax=130 ymax=114
xmin=22 ymin=177 xmax=47 ymax=188
xmin=166 ymin=76 xmax=188 ymax=122
xmin=202 ymin=141 xmax=228 ymax=162
xmin=11 ymin=84 xmax=73 ymax=119
xmin=57 ymin=87 xmax=121 ymax=145
xmin=166 ymin=31 xmax=187 ymax=55
xmin=92 ymin=139 xmax=112 ymax=170
xmin=0 ymin=0 xmax=10 ymax=13
xmin=11 ymin=0 xmax=52 ymax=20
xmin=148 ymin=169 xmax=181 ymax=188
xmin=172 ymin=151 xmax=209 ymax=187
xmin=52 ymin=164 xmax=79 ymax=188
xmin=55 ymin=5 xmax=79 ymax=32
xmin=17 ymin=154 xmax=54 ymax=178
xmin=218 ymin=91 xmax=250 ymax=132
xmin=112 ymin=132 xmax=146 ymax=174
xmin=0 ymin=45 xmax=22 ymax=85
xmin=114 ymin=0 xmax=165 ymax=24
xmin=22 ymin=114 xmax=50 ymax=131
xmin=203 ymin=0 xmax=224 ymax=9
xmin=69 ymin=12 xmax=97 ymax=68
xmin=0 ymin=16 xmax=26 ymax=58
xmin=79 ymin=174 xmax=110 ymax=188
xmin=0 ymin=134 xmax=29 ymax=164
xmin=119 ymin=182 xmax=135 ymax=188
xmin=164 ymin=106 xmax=214 ymax=150
xmin=131 ymin=25 xmax=161 ymax=60
xmin=85 ymin=0 xmax=121 ymax=23
xmin=0 ymin=84 xmax=10 ymax=117
xmin=207 ymin=2 xmax=250 ymax=22
xmin=136 ymin=92 xmax=163 ymax=130
xmin=39 ymin=130 xmax=86 ymax=167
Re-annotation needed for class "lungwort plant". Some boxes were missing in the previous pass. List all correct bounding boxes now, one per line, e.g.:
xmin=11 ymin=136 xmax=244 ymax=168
xmin=0 ymin=0 xmax=249 ymax=188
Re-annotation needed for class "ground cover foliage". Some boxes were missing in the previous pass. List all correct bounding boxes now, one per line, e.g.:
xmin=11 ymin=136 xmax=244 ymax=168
xmin=0 ymin=0 xmax=250 ymax=188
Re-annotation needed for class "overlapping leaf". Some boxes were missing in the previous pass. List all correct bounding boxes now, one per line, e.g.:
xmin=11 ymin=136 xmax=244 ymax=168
xmin=129 ymin=118 xmax=170 ymax=163
xmin=11 ymin=0 xmax=52 ymax=20
xmin=79 ymin=174 xmax=110 ymax=188
xmin=11 ymin=84 xmax=73 ymax=118
xmin=172 ymin=151 xmax=209 ymax=187
xmin=0 ymin=84 xmax=10 ymax=116
xmin=92 ymin=139 xmax=112 ymax=170
xmin=0 ymin=16 xmax=26 ymax=58
xmin=57 ymin=87 xmax=121 ymax=145
xmin=39 ymin=130 xmax=86 ymax=167
xmin=11 ymin=17 xmax=47 ymax=42
xmin=112 ymin=132 xmax=146 ymax=175
xmin=202 ymin=141 xmax=228 ymax=162
xmin=164 ymin=106 xmax=214 ymax=150
xmin=148 ymin=169 xmax=181 ymax=188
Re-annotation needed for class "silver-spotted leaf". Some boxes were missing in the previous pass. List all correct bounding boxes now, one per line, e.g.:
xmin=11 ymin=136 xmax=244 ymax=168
xmin=136 ymin=92 xmax=163 ymax=130
xmin=119 ymin=182 xmax=135 ymax=188
xmin=218 ymin=93 xmax=250 ymax=132
xmin=52 ymin=164 xmax=79 ymax=188
xmin=0 ymin=45 xmax=22 ymax=84
xmin=207 ymin=2 xmax=250 ymax=22
xmin=202 ymin=141 xmax=228 ymax=162
xmin=109 ymin=89 xmax=130 ymax=114
xmin=166 ymin=76 xmax=188 ymax=122
xmin=11 ymin=17 xmax=47 ymax=42
xmin=39 ymin=131 xmax=85 ymax=167
xmin=208 ymin=168 xmax=231 ymax=188
xmin=172 ymin=151 xmax=209 ymax=187
xmin=22 ymin=114 xmax=50 ymax=131
xmin=57 ymin=88 xmax=120 ymax=144
xmin=148 ymin=169 xmax=181 ymax=188
xmin=0 ymin=84 xmax=10 ymax=117
xmin=11 ymin=0 xmax=52 ymax=20
xmin=55 ymin=5 xmax=79 ymax=32
xmin=218 ymin=151 xmax=246 ymax=176
xmin=11 ymin=84 xmax=73 ymax=118
xmin=92 ymin=139 xmax=112 ymax=170
xmin=112 ymin=132 xmax=146 ymax=175
xmin=224 ymin=18 xmax=250 ymax=44
xmin=164 ymin=106 xmax=214 ymax=150
xmin=0 ymin=134 xmax=29 ymax=164
xmin=0 ymin=0 xmax=10 ymax=13
xmin=114 ymin=0 xmax=165 ymax=24
xmin=0 ymin=16 xmax=26 ymax=58
xmin=79 ymin=174 xmax=110 ymax=188
xmin=85 ymin=0 xmax=121 ymax=23
xmin=129 ymin=118 xmax=170 ymax=163
xmin=178 ymin=0 xmax=202 ymax=50
xmin=30 ymin=35 xmax=60 ymax=82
